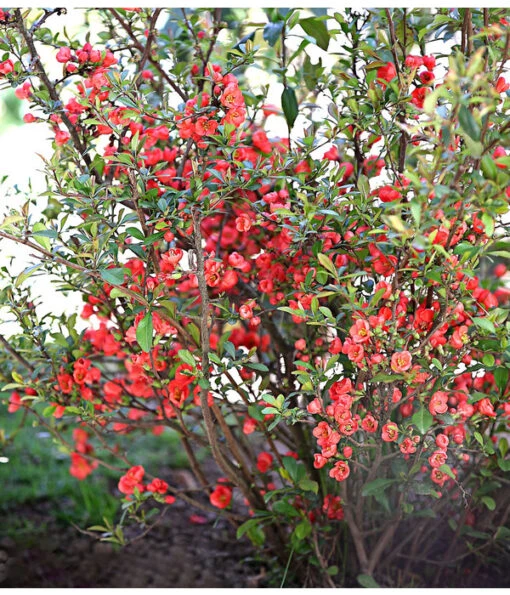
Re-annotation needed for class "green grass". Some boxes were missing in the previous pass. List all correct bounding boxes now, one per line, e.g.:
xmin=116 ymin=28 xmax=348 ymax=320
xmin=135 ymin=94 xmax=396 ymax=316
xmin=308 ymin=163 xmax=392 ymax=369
xmin=0 ymin=401 xmax=199 ymax=535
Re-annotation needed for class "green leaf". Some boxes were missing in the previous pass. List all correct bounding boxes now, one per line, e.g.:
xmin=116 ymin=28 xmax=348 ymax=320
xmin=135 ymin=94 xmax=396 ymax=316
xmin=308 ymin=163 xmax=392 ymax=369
xmin=15 ymin=263 xmax=44 ymax=288
xmin=412 ymin=408 xmax=433 ymax=434
xmin=481 ymin=496 xmax=496 ymax=511
xmin=498 ymin=458 xmax=510 ymax=472
xmin=317 ymin=253 xmax=338 ymax=278
xmin=458 ymin=105 xmax=480 ymax=141
xmin=472 ymin=317 xmax=495 ymax=334
xmin=237 ymin=517 xmax=263 ymax=540
xmin=245 ymin=362 xmax=269 ymax=372
xmin=499 ymin=438 xmax=508 ymax=459
xmin=298 ymin=479 xmax=319 ymax=494
xmin=32 ymin=222 xmax=54 ymax=251
xmin=177 ymin=349 xmax=196 ymax=367
xmin=110 ymin=287 xmax=132 ymax=300
xmin=295 ymin=519 xmax=312 ymax=540
xmin=362 ymin=478 xmax=396 ymax=497
xmin=300 ymin=17 xmax=330 ymax=51
xmin=42 ymin=405 xmax=57 ymax=417
xmin=480 ymin=154 xmax=498 ymax=180
xmin=410 ymin=200 xmax=421 ymax=226
xmin=100 ymin=268 xmax=126 ymax=286
xmin=136 ymin=312 xmax=153 ymax=353
xmin=281 ymin=87 xmax=299 ymax=129
xmin=358 ymin=574 xmax=380 ymax=588
xmin=439 ymin=464 xmax=455 ymax=480
xmin=481 ymin=212 xmax=494 ymax=237
xmin=246 ymin=524 xmax=265 ymax=547
xmin=474 ymin=431 xmax=484 ymax=446
xmin=282 ymin=456 xmax=305 ymax=484
xmin=273 ymin=500 xmax=300 ymax=517
xmin=263 ymin=21 xmax=284 ymax=46
xmin=125 ymin=226 xmax=145 ymax=241
xmin=248 ymin=404 xmax=265 ymax=422
xmin=495 ymin=526 xmax=510 ymax=541
xmin=482 ymin=353 xmax=495 ymax=367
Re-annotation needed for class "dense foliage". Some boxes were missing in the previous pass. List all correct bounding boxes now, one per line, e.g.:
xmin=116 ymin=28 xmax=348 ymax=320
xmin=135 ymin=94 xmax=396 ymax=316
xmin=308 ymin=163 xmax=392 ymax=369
xmin=0 ymin=7 xmax=509 ymax=587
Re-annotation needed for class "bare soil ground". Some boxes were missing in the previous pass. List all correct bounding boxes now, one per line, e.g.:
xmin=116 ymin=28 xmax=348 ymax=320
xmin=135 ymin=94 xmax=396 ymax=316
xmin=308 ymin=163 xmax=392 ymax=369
xmin=0 ymin=500 xmax=266 ymax=588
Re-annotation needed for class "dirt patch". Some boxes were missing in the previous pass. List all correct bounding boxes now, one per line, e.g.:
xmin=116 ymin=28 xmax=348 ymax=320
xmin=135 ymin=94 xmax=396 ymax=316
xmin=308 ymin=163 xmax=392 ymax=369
xmin=0 ymin=500 xmax=266 ymax=588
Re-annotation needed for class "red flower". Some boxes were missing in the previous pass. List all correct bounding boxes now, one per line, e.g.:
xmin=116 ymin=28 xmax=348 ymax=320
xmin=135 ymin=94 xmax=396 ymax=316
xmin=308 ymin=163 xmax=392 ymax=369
xmin=7 ymin=391 xmax=22 ymax=413
xmin=361 ymin=414 xmax=378 ymax=433
xmin=235 ymin=214 xmax=251 ymax=232
xmin=118 ymin=465 xmax=145 ymax=495
xmin=195 ymin=117 xmax=218 ymax=137
xmin=256 ymin=452 xmax=274 ymax=473
xmin=56 ymin=46 xmax=72 ymax=63
xmin=210 ymin=484 xmax=232 ymax=509
xmin=478 ymin=398 xmax=496 ymax=418
xmin=0 ymin=59 xmax=14 ymax=76
xmin=436 ymin=433 xmax=449 ymax=450
xmin=422 ymin=55 xmax=436 ymax=70
xmin=428 ymin=450 xmax=447 ymax=468
xmin=69 ymin=453 xmax=95 ymax=480
xmin=147 ymin=478 xmax=169 ymax=494
xmin=252 ymin=130 xmax=272 ymax=153
xmin=329 ymin=460 xmax=350 ymax=482
xmin=400 ymin=437 xmax=417 ymax=455
xmin=405 ymin=55 xmax=423 ymax=69
xmin=496 ymin=76 xmax=510 ymax=93
xmin=429 ymin=391 xmax=449 ymax=416
xmin=307 ymin=398 xmax=322 ymax=414
xmin=323 ymin=146 xmax=340 ymax=161
xmin=391 ymin=351 xmax=412 ymax=373
xmin=411 ymin=87 xmax=428 ymax=109
xmin=382 ymin=422 xmax=399 ymax=442
xmin=347 ymin=343 xmax=365 ymax=364
xmin=14 ymin=81 xmax=31 ymax=100
xmin=220 ymin=83 xmax=244 ymax=109
xmin=314 ymin=454 xmax=328 ymax=469
xmin=55 ymin=129 xmax=71 ymax=145
xmin=493 ymin=146 xmax=507 ymax=168
xmin=349 ymin=319 xmax=371 ymax=344
xmin=378 ymin=185 xmax=402 ymax=203
xmin=330 ymin=378 xmax=352 ymax=400
xmin=376 ymin=62 xmax=397 ymax=84
xmin=430 ymin=468 xmax=447 ymax=487
xmin=419 ymin=71 xmax=435 ymax=85
xmin=323 ymin=494 xmax=344 ymax=520
xmin=57 ymin=372 xmax=74 ymax=394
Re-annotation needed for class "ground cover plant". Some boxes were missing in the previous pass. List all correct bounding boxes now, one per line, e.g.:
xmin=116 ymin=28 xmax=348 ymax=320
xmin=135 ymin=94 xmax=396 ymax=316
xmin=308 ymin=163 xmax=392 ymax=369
xmin=0 ymin=7 xmax=509 ymax=587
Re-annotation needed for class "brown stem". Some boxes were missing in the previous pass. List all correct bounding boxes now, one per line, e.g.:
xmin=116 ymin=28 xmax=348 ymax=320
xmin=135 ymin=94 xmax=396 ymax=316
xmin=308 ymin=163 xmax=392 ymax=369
xmin=340 ymin=482 xmax=369 ymax=573
xmin=139 ymin=9 xmax=162 ymax=72
xmin=191 ymin=209 xmax=264 ymax=510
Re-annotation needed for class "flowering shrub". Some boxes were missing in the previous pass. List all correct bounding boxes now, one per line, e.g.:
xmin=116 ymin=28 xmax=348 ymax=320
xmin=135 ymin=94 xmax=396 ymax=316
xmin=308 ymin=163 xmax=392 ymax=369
xmin=0 ymin=7 xmax=509 ymax=587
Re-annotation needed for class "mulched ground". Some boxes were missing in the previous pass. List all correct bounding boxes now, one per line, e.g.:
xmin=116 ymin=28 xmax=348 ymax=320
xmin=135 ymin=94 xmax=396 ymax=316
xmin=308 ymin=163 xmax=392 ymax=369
xmin=0 ymin=500 xmax=266 ymax=588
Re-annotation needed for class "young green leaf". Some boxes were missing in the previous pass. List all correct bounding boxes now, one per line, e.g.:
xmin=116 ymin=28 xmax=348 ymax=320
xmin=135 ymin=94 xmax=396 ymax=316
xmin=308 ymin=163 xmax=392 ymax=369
xmin=136 ymin=312 xmax=153 ymax=352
